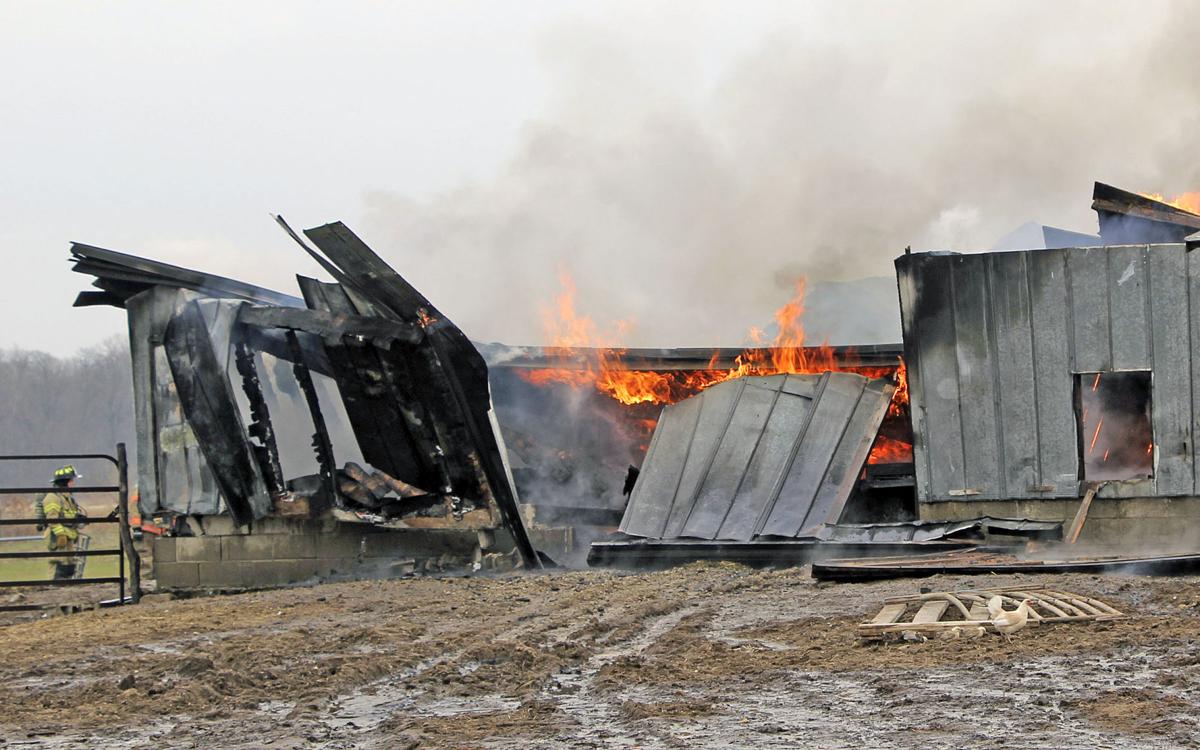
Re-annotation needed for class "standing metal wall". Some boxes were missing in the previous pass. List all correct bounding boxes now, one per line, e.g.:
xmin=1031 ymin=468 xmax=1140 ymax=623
xmin=126 ymin=287 xmax=226 ymax=517
xmin=896 ymin=243 xmax=1194 ymax=503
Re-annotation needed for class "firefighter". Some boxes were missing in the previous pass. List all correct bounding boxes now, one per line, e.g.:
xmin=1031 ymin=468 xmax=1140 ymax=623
xmin=42 ymin=465 xmax=86 ymax=579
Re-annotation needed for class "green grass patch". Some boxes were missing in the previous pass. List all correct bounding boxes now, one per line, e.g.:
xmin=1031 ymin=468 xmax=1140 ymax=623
xmin=0 ymin=525 xmax=126 ymax=583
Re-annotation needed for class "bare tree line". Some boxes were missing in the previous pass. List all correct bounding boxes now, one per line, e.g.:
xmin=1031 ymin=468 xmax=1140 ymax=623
xmin=0 ymin=337 xmax=134 ymax=495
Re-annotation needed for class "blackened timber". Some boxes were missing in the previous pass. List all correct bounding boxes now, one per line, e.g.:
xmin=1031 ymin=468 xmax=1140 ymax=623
xmin=234 ymin=341 xmax=287 ymax=499
xmin=74 ymin=290 xmax=127 ymax=308
xmin=297 ymin=277 xmax=435 ymax=491
xmin=286 ymin=331 xmax=340 ymax=506
xmin=238 ymin=305 xmax=423 ymax=347
xmin=300 ymin=222 xmax=540 ymax=568
xmin=239 ymin=325 xmax=336 ymax=379
xmin=163 ymin=300 xmax=270 ymax=524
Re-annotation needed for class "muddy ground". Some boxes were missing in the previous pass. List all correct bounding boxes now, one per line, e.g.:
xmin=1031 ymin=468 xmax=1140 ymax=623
xmin=1 ymin=564 xmax=1198 ymax=748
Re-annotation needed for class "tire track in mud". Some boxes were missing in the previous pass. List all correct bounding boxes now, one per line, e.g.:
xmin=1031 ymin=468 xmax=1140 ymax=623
xmin=304 ymin=573 xmax=720 ymax=747
xmin=537 ymin=604 xmax=705 ymax=749
xmin=5 ymin=567 xmax=1200 ymax=748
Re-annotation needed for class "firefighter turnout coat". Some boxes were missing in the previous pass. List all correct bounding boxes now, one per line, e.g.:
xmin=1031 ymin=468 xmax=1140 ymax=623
xmin=42 ymin=491 xmax=81 ymax=558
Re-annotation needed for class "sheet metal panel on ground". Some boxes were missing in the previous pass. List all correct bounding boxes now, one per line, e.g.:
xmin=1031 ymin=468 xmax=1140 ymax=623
xmin=588 ymin=517 xmax=1062 ymax=568
xmin=813 ymin=548 xmax=1200 ymax=581
xmin=896 ymin=242 xmax=1198 ymax=503
xmin=620 ymin=371 xmax=895 ymax=541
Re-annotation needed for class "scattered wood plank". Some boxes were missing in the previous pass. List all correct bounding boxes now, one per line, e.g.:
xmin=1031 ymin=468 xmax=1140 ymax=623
xmin=871 ymin=603 xmax=908 ymax=625
xmin=1065 ymin=483 xmax=1102 ymax=544
xmin=912 ymin=600 xmax=951 ymax=624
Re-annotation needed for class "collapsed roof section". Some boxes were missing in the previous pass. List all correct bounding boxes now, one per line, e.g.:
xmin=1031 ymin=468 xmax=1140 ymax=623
xmin=70 ymin=220 xmax=539 ymax=567
xmin=619 ymin=372 xmax=895 ymax=541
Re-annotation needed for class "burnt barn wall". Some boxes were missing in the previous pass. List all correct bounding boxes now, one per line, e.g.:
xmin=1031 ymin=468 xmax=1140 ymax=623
xmin=896 ymin=243 xmax=1195 ymax=503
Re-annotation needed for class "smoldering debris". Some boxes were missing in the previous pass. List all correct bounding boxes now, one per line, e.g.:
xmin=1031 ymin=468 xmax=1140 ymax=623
xmin=70 ymin=219 xmax=541 ymax=568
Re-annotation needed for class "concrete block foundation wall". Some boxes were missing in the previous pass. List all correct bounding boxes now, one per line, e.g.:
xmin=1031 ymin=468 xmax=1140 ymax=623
xmin=920 ymin=496 xmax=1200 ymax=550
xmin=152 ymin=516 xmax=574 ymax=591
xmin=154 ymin=518 xmax=496 ymax=588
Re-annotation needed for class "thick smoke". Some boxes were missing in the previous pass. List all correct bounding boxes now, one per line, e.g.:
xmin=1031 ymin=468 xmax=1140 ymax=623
xmin=358 ymin=1 xmax=1200 ymax=349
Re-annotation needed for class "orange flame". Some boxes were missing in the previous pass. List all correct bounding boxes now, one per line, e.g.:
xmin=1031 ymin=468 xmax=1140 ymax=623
xmin=522 ymin=274 xmax=907 ymax=408
xmin=867 ymin=435 xmax=913 ymax=464
xmin=520 ymin=268 xmax=911 ymax=443
xmin=1139 ymin=191 xmax=1200 ymax=216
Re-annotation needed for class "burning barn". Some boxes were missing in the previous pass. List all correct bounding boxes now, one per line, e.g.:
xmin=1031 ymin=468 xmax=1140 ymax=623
xmin=66 ymin=179 xmax=1200 ymax=585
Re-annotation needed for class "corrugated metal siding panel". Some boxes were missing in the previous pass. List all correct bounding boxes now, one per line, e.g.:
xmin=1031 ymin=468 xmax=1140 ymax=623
xmin=1150 ymin=247 xmax=1193 ymax=494
xmin=896 ymin=259 xmax=934 ymax=503
xmin=791 ymin=376 xmax=895 ymax=534
xmin=1189 ymin=251 xmax=1200 ymax=493
xmin=717 ymin=378 xmax=815 ymax=539
xmin=1108 ymin=246 xmax=1151 ymax=370
xmin=951 ymin=255 xmax=1002 ymax=497
xmin=1068 ymin=247 xmax=1111 ymax=372
xmin=679 ymin=378 xmax=781 ymax=539
xmin=1026 ymin=249 xmax=1077 ymax=496
xmin=988 ymin=252 xmax=1038 ymax=497
xmin=619 ymin=372 xmax=894 ymax=541
xmin=898 ymin=243 xmax=1195 ymax=502
xmin=912 ymin=257 xmax=968 ymax=499
xmin=662 ymin=383 xmax=740 ymax=538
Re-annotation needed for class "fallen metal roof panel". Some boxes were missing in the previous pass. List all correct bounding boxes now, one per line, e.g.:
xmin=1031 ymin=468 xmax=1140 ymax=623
xmin=812 ymin=548 xmax=1200 ymax=581
xmin=586 ymin=538 xmax=972 ymax=569
xmin=619 ymin=371 xmax=895 ymax=541
xmin=808 ymin=517 xmax=1062 ymax=543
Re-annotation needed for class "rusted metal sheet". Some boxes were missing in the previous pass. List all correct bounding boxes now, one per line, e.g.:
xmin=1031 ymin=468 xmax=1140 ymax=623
xmin=619 ymin=372 xmax=894 ymax=541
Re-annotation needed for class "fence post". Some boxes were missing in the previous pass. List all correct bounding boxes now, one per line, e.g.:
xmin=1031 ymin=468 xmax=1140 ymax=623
xmin=115 ymin=443 xmax=140 ymax=603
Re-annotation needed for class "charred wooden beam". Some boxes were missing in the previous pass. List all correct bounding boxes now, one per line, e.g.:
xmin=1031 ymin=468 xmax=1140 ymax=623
xmin=285 ymin=330 xmax=339 ymax=507
xmin=297 ymin=277 xmax=441 ymax=490
xmin=234 ymin=340 xmax=287 ymax=499
xmin=238 ymin=305 xmax=423 ymax=347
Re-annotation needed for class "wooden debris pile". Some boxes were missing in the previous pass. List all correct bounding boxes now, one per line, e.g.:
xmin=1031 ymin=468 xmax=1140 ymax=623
xmin=859 ymin=585 xmax=1126 ymax=640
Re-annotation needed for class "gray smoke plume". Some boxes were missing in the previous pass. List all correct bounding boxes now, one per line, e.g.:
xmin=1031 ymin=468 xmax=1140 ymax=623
xmin=358 ymin=1 xmax=1200 ymax=350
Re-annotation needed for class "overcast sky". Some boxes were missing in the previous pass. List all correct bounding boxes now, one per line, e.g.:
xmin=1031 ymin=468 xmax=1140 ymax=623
xmin=2 ymin=1 xmax=1197 ymax=355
